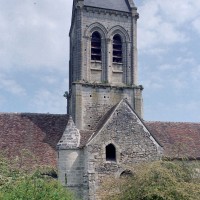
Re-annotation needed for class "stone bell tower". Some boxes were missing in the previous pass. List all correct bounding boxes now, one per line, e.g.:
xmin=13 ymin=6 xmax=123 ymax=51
xmin=67 ymin=0 xmax=143 ymax=130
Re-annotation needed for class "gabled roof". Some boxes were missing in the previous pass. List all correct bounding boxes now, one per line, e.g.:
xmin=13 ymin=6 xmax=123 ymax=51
xmin=145 ymin=121 xmax=200 ymax=159
xmin=95 ymin=104 xmax=118 ymax=134
xmin=2 ymin=109 xmax=200 ymax=171
xmin=0 ymin=113 xmax=69 ymax=168
xmin=84 ymin=0 xmax=131 ymax=12
xmin=86 ymin=99 xmax=162 ymax=150
xmin=79 ymin=130 xmax=94 ymax=148
xmin=76 ymin=104 xmax=119 ymax=148
xmin=71 ymin=103 xmax=119 ymax=148
xmin=77 ymin=100 xmax=200 ymax=159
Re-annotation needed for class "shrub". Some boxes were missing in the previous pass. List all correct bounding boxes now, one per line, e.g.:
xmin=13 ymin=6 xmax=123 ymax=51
xmin=0 ymin=154 xmax=75 ymax=200
xmin=100 ymin=161 xmax=200 ymax=200
xmin=1 ymin=176 xmax=74 ymax=200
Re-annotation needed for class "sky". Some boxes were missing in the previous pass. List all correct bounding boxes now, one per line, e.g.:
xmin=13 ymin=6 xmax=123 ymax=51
xmin=0 ymin=0 xmax=200 ymax=122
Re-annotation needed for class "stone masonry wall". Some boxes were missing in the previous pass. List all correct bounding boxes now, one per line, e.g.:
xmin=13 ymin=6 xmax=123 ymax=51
xmin=57 ymin=117 xmax=85 ymax=199
xmin=85 ymin=101 xmax=162 ymax=199
xmin=82 ymin=7 xmax=134 ymax=85
xmin=58 ymin=149 xmax=85 ymax=199
xmin=68 ymin=2 xmax=143 ymax=129
xmin=71 ymin=83 xmax=143 ymax=130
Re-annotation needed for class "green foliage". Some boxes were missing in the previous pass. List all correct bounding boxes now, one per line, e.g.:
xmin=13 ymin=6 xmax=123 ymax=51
xmin=101 ymin=161 xmax=200 ymax=200
xmin=0 ymin=154 xmax=75 ymax=200
xmin=1 ymin=176 xmax=74 ymax=200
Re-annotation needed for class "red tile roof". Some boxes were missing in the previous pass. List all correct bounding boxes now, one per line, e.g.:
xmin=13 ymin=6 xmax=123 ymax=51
xmin=1 ymin=112 xmax=200 ymax=170
xmin=145 ymin=121 xmax=200 ymax=159
xmin=0 ymin=113 xmax=68 ymax=168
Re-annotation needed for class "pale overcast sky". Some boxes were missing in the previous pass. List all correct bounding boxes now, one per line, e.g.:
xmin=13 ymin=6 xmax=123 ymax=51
xmin=0 ymin=0 xmax=200 ymax=122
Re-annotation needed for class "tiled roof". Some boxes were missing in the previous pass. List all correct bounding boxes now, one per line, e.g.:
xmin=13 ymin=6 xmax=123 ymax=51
xmin=1 ymin=112 xmax=200 ymax=170
xmin=84 ymin=0 xmax=131 ymax=12
xmin=0 ymin=113 xmax=68 ymax=168
xmin=79 ymin=130 xmax=94 ymax=148
xmin=145 ymin=121 xmax=200 ymax=159
xmin=78 ymin=100 xmax=200 ymax=159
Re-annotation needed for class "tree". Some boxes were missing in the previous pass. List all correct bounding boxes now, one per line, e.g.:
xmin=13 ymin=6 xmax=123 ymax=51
xmin=1 ymin=174 xmax=74 ymax=200
xmin=100 ymin=161 xmax=200 ymax=200
xmin=0 ymin=153 xmax=75 ymax=200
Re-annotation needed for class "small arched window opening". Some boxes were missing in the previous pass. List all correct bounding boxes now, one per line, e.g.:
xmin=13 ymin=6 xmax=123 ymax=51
xmin=113 ymin=34 xmax=122 ymax=63
xmin=91 ymin=31 xmax=101 ymax=61
xmin=106 ymin=144 xmax=116 ymax=161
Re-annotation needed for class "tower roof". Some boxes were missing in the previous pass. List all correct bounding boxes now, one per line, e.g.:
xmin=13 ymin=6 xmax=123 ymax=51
xmin=84 ymin=0 xmax=133 ymax=12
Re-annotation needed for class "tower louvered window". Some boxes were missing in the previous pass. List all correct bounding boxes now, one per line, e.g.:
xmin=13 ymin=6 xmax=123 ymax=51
xmin=91 ymin=31 xmax=101 ymax=61
xmin=113 ymin=34 xmax=122 ymax=63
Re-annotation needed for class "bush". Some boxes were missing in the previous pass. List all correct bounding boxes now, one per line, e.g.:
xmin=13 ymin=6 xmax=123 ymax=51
xmin=0 ymin=154 xmax=75 ymax=200
xmin=1 ymin=176 xmax=74 ymax=200
xmin=100 ymin=161 xmax=200 ymax=200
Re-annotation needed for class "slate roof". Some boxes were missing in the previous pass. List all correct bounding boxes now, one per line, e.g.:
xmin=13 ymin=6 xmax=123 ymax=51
xmin=145 ymin=121 xmax=200 ymax=159
xmin=84 ymin=0 xmax=131 ymax=12
xmin=0 ymin=113 xmax=69 ymax=168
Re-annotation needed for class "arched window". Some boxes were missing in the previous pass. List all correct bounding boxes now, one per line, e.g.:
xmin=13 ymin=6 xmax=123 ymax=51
xmin=113 ymin=34 xmax=122 ymax=63
xmin=106 ymin=144 xmax=116 ymax=161
xmin=91 ymin=31 xmax=101 ymax=61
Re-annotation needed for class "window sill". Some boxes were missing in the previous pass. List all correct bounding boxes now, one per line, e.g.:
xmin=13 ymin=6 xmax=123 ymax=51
xmin=112 ymin=70 xmax=123 ymax=73
xmin=91 ymin=60 xmax=102 ymax=63
xmin=105 ymin=160 xmax=117 ymax=163
xmin=113 ymin=62 xmax=123 ymax=65
xmin=90 ymin=68 xmax=102 ymax=71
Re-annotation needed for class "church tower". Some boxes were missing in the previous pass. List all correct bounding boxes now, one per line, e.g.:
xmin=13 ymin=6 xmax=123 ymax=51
xmin=57 ymin=2 xmax=163 ymax=199
xmin=68 ymin=0 xmax=143 ymax=130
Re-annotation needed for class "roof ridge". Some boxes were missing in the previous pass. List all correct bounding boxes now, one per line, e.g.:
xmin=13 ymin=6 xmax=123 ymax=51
xmin=0 ymin=112 xmax=68 ymax=116
xmin=145 ymin=121 xmax=200 ymax=124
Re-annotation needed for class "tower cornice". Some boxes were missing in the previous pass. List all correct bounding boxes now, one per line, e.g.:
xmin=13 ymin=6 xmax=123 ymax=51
xmin=72 ymin=81 xmax=144 ymax=90
xmin=84 ymin=6 xmax=132 ymax=17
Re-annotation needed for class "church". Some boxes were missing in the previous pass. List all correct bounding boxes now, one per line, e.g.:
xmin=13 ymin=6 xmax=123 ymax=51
xmin=0 ymin=0 xmax=200 ymax=200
